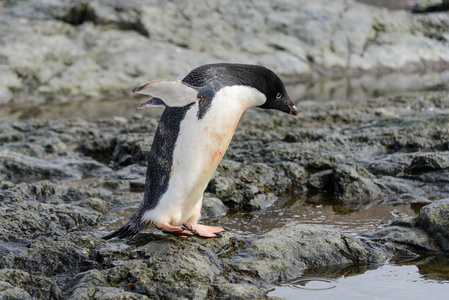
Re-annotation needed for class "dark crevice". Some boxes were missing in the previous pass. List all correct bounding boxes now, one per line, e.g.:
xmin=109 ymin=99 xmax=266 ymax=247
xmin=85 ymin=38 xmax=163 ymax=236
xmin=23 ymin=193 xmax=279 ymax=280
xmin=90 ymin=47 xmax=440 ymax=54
xmin=59 ymin=3 xmax=96 ymax=26
xmin=56 ymin=3 xmax=149 ymax=37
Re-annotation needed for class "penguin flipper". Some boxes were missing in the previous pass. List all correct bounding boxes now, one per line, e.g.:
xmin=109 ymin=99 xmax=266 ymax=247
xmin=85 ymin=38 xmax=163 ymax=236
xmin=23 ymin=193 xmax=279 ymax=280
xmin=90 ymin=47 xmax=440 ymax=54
xmin=136 ymin=97 xmax=167 ymax=109
xmin=133 ymin=79 xmax=199 ymax=107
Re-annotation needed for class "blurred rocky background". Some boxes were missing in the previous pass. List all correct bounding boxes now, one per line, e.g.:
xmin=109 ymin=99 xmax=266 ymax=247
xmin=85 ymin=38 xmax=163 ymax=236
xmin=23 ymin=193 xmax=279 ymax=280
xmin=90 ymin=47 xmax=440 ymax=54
xmin=1 ymin=0 xmax=449 ymax=105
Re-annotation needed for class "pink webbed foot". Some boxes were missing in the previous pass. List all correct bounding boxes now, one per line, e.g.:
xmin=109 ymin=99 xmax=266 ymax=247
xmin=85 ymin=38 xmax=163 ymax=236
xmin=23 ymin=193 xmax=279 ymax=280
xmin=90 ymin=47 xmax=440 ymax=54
xmin=183 ymin=221 xmax=225 ymax=238
xmin=156 ymin=221 xmax=195 ymax=238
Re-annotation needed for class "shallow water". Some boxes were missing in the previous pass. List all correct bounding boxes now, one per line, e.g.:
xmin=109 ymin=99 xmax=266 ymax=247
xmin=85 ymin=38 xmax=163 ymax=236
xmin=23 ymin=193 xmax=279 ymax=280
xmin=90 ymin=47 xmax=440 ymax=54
xmin=219 ymin=195 xmax=420 ymax=237
xmin=269 ymin=261 xmax=449 ymax=300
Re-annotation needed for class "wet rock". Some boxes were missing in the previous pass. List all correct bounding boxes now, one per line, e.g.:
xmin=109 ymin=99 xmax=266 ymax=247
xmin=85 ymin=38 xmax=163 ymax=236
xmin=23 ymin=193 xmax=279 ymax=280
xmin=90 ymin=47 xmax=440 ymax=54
xmin=413 ymin=0 xmax=449 ymax=13
xmin=416 ymin=199 xmax=449 ymax=253
xmin=0 ymin=181 xmax=110 ymax=237
xmin=1 ymin=236 xmax=99 ymax=277
xmin=0 ymin=150 xmax=113 ymax=182
xmin=0 ymin=123 xmax=23 ymax=143
xmin=101 ymin=180 xmax=130 ymax=192
xmin=99 ymin=235 xmax=223 ymax=299
xmin=201 ymin=194 xmax=228 ymax=218
xmin=80 ymin=197 xmax=108 ymax=213
xmin=306 ymin=170 xmax=334 ymax=191
xmin=211 ymin=280 xmax=266 ymax=300
xmin=305 ymin=163 xmax=386 ymax=203
xmin=231 ymin=223 xmax=384 ymax=282
xmin=69 ymin=287 xmax=149 ymax=300
xmin=363 ymin=200 xmax=449 ymax=255
xmin=0 ymin=269 xmax=63 ymax=299
xmin=333 ymin=164 xmax=384 ymax=202
xmin=209 ymin=161 xmax=305 ymax=209
xmin=363 ymin=226 xmax=437 ymax=256
xmin=408 ymin=154 xmax=443 ymax=174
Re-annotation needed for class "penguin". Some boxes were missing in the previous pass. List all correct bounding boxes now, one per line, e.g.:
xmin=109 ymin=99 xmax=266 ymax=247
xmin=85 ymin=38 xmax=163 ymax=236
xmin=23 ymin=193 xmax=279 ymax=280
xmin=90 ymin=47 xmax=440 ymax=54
xmin=103 ymin=63 xmax=298 ymax=239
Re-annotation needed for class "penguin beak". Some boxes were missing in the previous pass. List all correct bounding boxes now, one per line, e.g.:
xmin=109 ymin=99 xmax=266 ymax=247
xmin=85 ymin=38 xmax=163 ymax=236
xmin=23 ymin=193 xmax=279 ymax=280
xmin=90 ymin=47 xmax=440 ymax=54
xmin=259 ymin=95 xmax=299 ymax=116
xmin=287 ymin=101 xmax=299 ymax=116
xmin=274 ymin=97 xmax=299 ymax=116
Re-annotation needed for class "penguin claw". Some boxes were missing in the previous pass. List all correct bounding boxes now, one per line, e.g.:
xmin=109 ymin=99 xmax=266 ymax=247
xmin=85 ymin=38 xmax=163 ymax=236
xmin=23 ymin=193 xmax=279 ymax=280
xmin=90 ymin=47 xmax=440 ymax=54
xmin=183 ymin=223 xmax=225 ymax=238
xmin=156 ymin=223 xmax=195 ymax=237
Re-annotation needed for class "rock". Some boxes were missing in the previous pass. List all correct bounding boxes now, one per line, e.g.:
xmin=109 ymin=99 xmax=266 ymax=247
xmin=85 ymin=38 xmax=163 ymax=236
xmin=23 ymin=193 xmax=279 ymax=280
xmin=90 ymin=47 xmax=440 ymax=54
xmin=0 ymin=149 xmax=113 ymax=182
xmin=413 ymin=0 xmax=449 ymax=13
xmin=416 ymin=199 xmax=449 ymax=252
xmin=209 ymin=161 xmax=305 ymax=209
xmin=305 ymin=163 xmax=386 ymax=203
xmin=0 ymin=181 xmax=109 ymax=237
xmin=80 ymin=197 xmax=108 ymax=213
xmin=408 ymin=154 xmax=443 ymax=174
xmin=362 ymin=226 xmax=437 ymax=256
xmin=69 ymin=287 xmax=150 ymax=300
xmin=306 ymin=170 xmax=334 ymax=191
xmin=332 ymin=164 xmax=385 ymax=202
xmin=0 ymin=269 xmax=63 ymax=299
xmin=211 ymin=280 xmax=266 ymax=300
xmin=231 ymin=223 xmax=384 ymax=282
xmin=201 ymin=194 xmax=228 ymax=218
xmin=362 ymin=200 xmax=449 ymax=255
xmin=99 ymin=235 xmax=223 ymax=299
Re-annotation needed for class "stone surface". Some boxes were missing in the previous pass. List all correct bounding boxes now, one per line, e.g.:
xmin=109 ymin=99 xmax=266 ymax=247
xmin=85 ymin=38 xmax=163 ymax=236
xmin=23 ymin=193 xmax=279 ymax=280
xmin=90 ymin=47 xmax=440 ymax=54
xmin=232 ymin=223 xmax=385 ymax=282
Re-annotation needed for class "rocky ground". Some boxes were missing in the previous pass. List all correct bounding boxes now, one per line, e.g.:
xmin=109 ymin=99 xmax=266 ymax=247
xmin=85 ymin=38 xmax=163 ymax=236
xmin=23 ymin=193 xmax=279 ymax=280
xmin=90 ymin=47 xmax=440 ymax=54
xmin=1 ymin=90 xmax=449 ymax=299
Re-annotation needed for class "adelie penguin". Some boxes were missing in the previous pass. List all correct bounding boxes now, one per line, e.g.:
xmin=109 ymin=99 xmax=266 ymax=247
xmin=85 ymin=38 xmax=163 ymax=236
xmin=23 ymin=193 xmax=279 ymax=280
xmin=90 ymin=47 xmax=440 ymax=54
xmin=103 ymin=63 xmax=298 ymax=239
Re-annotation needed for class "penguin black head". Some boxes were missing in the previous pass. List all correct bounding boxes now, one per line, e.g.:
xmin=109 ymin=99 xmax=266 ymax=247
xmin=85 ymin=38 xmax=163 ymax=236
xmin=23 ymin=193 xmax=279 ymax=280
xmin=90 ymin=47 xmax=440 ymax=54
xmin=183 ymin=63 xmax=298 ymax=116
xmin=255 ymin=67 xmax=298 ymax=116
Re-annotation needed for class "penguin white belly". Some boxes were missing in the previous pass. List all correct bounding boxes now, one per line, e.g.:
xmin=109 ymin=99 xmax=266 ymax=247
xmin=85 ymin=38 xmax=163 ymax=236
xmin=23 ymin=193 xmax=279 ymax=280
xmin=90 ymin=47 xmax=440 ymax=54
xmin=142 ymin=86 xmax=263 ymax=226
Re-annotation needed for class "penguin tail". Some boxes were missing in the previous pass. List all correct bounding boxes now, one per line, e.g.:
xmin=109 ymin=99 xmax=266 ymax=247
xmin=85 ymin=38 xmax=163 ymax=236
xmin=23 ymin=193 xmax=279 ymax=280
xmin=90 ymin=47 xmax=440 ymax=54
xmin=102 ymin=213 xmax=146 ymax=240
xmin=102 ymin=223 xmax=139 ymax=240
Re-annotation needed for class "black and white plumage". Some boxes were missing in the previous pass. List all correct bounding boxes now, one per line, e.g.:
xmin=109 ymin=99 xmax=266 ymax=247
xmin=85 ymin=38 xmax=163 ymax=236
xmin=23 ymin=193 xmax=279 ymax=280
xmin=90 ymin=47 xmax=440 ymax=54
xmin=103 ymin=63 xmax=298 ymax=239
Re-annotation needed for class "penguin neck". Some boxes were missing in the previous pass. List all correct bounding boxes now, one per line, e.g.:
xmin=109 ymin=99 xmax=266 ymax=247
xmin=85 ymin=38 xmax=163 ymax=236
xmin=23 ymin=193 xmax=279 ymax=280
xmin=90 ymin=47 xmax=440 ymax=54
xmin=218 ymin=85 xmax=266 ymax=111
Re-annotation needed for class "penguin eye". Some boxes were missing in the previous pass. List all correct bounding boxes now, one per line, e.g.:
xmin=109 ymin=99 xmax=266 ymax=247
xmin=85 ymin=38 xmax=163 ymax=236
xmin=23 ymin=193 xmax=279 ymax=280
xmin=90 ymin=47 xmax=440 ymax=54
xmin=276 ymin=93 xmax=282 ymax=99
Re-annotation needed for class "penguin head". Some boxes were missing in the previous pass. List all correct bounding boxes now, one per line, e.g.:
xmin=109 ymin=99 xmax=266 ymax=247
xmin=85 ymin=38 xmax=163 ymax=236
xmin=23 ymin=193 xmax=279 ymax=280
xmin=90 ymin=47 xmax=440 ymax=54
xmin=183 ymin=63 xmax=298 ymax=116
xmin=256 ymin=68 xmax=298 ymax=116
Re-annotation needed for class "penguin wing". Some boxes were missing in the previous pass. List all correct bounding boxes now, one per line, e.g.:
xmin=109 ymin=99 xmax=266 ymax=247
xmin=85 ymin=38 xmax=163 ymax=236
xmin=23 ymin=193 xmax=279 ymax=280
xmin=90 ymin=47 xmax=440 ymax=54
xmin=136 ymin=97 xmax=167 ymax=109
xmin=133 ymin=79 xmax=199 ymax=107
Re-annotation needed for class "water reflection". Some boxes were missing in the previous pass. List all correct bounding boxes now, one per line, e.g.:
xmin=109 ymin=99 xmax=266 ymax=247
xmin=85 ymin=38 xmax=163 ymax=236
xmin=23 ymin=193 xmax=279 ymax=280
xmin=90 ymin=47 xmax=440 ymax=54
xmin=396 ymin=255 xmax=449 ymax=281
xmin=270 ymin=258 xmax=449 ymax=300
xmin=220 ymin=194 xmax=417 ymax=237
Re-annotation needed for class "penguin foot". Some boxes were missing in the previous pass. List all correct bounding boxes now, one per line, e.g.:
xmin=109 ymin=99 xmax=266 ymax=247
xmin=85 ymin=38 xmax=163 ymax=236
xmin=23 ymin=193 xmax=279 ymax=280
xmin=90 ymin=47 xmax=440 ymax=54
xmin=183 ymin=222 xmax=225 ymax=238
xmin=156 ymin=222 xmax=195 ymax=238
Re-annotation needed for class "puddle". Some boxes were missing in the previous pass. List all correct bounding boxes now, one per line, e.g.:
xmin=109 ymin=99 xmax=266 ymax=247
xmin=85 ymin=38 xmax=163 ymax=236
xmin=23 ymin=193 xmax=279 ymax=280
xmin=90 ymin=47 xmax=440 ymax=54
xmin=269 ymin=260 xmax=449 ymax=300
xmin=219 ymin=195 xmax=419 ymax=237
xmin=278 ymin=277 xmax=338 ymax=291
